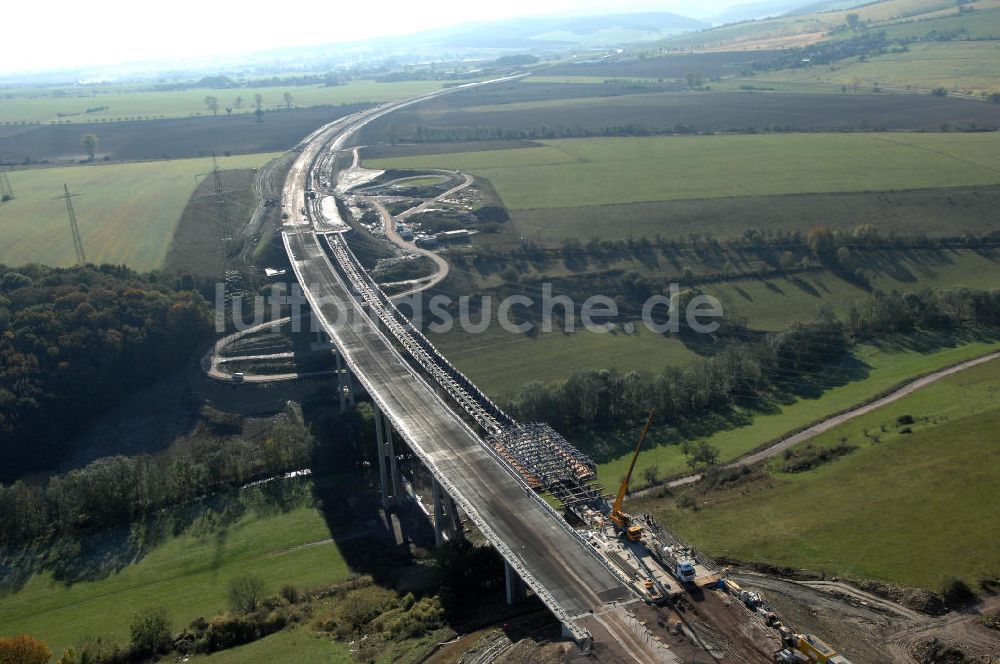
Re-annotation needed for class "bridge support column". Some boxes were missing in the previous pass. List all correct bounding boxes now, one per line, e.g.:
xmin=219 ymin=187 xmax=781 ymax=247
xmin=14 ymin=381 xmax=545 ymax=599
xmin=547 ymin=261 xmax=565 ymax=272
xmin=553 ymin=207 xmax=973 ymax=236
xmin=375 ymin=406 xmax=395 ymax=509
xmin=445 ymin=495 xmax=461 ymax=539
xmin=335 ymin=353 xmax=347 ymax=413
xmin=432 ymin=479 xmax=446 ymax=547
xmin=346 ymin=363 xmax=356 ymax=407
xmin=505 ymin=561 xmax=527 ymax=605
xmin=381 ymin=411 xmax=401 ymax=498
xmin=430 ymin=479 xmax=460 ymax=546
xmin=372 ymin=404 xmax=400 ymax=510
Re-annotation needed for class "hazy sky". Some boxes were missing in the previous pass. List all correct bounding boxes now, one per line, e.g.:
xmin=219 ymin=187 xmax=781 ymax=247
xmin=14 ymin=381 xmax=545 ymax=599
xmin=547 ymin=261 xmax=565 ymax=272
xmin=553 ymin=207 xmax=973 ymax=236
xmin=3 ymin=0 xmax=737 ymax=74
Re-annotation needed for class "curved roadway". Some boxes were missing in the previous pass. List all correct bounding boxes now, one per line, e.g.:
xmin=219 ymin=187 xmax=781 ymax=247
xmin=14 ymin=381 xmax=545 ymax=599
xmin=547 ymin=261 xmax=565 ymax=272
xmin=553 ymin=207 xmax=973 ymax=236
xmin=278 ymin=78 xmax=647 ymax=654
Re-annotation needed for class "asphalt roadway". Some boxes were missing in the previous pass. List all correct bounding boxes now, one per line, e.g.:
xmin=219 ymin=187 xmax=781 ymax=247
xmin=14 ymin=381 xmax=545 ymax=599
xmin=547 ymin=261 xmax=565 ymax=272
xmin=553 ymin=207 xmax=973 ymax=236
xmin=279 ymin=79 xmax=638 ymax=644
xmin=283 ymin=229 xmax=631 ymax=615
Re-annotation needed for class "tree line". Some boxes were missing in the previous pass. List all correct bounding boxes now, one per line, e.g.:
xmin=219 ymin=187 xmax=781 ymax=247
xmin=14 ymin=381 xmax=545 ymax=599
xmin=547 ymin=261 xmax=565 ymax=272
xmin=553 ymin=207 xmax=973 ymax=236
xmin=0 ymin=264 xmax=214 ymax=480
xmin=506 ymin=288 xmax=1000 ymax=436
xmin=0 ymin=406 xmax=314 ymax=547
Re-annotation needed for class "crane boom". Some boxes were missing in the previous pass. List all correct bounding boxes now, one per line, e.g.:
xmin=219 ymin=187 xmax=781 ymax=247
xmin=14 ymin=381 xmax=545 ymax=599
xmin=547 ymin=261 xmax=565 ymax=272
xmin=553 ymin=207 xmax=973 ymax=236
xmin=613 ymin=411 xmax=654 ymax=514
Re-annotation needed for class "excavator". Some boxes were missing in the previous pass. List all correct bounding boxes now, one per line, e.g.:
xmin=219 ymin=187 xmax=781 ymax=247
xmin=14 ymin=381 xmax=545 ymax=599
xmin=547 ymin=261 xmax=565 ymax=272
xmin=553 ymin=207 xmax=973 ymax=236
xmin=610 ymin=410 xmax=654 ymax=542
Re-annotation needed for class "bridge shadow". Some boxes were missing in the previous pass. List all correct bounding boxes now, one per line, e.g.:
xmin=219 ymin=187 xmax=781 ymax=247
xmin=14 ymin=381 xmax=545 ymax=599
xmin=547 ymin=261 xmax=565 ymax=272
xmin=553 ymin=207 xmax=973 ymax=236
xmin=0 ymin=480 xmax=311 ymax=594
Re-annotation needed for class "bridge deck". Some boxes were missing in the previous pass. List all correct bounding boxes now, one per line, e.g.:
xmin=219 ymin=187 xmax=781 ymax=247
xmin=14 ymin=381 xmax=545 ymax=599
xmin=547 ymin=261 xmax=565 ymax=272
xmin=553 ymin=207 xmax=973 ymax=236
xmin=283 ymin=229 xmax=632 ymax=618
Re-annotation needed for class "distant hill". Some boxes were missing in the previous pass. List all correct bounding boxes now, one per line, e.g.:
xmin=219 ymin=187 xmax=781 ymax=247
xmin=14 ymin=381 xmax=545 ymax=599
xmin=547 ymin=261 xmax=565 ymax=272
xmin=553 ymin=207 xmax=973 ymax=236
xmin=402 ymin=12 xmax=709 ymax=49
xmin=711 ymin=0 xmax=868 ymax=24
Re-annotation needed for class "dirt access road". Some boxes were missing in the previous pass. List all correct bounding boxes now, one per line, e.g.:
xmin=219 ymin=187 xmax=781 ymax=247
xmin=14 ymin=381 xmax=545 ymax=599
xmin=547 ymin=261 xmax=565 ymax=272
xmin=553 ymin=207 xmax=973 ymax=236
xmin=358 ymin=170 xmax=476 ymax=300
xmin=645 ymin=350 xmax=1000 ymax=492
xmin=736 ymin=573 xmax=1000 ymax=663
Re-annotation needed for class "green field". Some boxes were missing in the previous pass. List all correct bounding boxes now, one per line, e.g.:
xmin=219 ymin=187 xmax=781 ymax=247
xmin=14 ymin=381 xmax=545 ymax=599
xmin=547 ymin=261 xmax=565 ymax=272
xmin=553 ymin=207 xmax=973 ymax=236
xmin=704 ymin=250 xmax=1000 ymax=331
xmin=595 ymin=339 xmax=1000 ymax=489
xmin=0 ymin=80 xmax=459 ymax=125
xmin=365 ymin=133 xmax=1000 ymax=213
xmin=0 ymin=498 xmax=349 ymax=656
xmin=0 ymin=154 xmax=276 ymax=270
xmin=435 ymin=323 xmax=702 ymax=398
xmin=434 ymin=248 xmax=1000 ymax=397
xmin=756 ymin=42 xmax=1000 ymax=95
xmin=636 ymin=358 xmax=1000 ymax=588
xmin=188 ymin=625 xmax=351 ymax=663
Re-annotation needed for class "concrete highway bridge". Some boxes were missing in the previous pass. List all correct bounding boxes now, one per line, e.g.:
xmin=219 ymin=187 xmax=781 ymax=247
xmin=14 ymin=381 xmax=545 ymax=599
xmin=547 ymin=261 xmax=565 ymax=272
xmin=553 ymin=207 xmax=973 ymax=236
xmin=278 ymin=78 xmax=667 ymax=659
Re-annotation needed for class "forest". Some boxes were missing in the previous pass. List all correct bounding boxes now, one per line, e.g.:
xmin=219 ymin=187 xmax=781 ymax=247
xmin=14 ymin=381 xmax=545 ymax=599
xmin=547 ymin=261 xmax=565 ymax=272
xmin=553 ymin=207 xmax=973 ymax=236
xmin=0 ymin=265 xmax=213 ymax=480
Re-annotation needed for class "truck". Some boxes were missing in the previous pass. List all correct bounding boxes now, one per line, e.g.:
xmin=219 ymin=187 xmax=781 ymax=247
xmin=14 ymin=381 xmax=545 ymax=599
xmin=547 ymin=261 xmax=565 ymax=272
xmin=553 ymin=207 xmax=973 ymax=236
xmin=662 ymin=546 xmax=696 ymax=585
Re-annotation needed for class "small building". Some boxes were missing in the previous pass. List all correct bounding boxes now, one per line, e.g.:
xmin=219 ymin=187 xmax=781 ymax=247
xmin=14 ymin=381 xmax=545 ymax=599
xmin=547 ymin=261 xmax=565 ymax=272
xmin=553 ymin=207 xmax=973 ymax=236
xmin=435 ymin=229 xmax=477 ymax=244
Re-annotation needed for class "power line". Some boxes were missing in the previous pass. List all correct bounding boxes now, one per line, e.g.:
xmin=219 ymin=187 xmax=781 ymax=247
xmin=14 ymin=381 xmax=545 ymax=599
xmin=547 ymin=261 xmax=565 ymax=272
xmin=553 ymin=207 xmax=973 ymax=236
xmin=0 ymin=152 xmax=13 ymax=202
xmin=199 ymin=154 xmax=244 ymax=300
xmin=54 ymin=184 xmax=87 ymax=266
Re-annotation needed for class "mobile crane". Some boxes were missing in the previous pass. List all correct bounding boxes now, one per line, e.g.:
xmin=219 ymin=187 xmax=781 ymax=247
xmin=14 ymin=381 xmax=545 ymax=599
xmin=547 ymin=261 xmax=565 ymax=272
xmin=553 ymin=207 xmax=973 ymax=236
xmin=610 ymin=411 xmax=654 ymax=541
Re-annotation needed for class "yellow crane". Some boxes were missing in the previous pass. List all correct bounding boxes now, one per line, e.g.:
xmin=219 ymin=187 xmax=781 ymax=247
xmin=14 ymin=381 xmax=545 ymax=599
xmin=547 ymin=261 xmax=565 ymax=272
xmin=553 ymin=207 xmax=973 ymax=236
xmin=610 ymin=411 xmax=653 ymax=541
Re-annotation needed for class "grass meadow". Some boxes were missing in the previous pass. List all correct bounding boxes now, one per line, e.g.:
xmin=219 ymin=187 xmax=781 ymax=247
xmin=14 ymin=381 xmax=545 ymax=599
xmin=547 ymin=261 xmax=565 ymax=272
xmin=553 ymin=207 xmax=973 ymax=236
xmin=0 ymin=80 xmax=457 ymax=125
xmin=593 ymin=338 xmax=1000 ymax=490
xmin=635 ymin=358 xmax=1000 ymax=588
xmin=0 ymin=153 xmax=276 ymax=270
xmin=186 ymin=626 xmax=351 ymax=663
xmin=365 ymin=132 xmax=1000 ymax=211
xmin=757 ymin=42 xmax=1000 ymax=95
xmin=0 ymin=497 xmax=349 ymax=656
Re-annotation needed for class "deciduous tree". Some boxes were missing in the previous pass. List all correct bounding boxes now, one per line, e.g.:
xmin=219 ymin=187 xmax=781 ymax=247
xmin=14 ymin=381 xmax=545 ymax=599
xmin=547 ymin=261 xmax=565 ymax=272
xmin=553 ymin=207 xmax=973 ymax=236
xmin=204 ymin=95 xmax=220 ymax=116
xmin=0 ymin=634 xmax=51 ymax=664
xmin=80 ymin=132 xmax=98 ymax=160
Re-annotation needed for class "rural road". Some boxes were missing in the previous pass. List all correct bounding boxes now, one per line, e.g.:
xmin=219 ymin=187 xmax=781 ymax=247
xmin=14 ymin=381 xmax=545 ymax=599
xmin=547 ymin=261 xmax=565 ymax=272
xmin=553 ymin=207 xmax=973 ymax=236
xmin=359 ymin=170 xmax=477 ymax=300
xmin=396 ymin=170 xmax=475 ymax=221
xmin=202 ymin=316 xmax=336 ymax=383
xmin=641 ymin=349 xmax=1000 ymax=492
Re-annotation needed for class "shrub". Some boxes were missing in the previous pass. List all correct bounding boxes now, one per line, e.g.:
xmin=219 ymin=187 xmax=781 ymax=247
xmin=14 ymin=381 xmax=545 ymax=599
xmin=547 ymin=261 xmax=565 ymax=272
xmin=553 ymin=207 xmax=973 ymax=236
xmin=335 ymin=586 xmax=399 ymax=632
xmin=229 ymin=574 xmax=267 ymax=613
xmin=897 ymin=414 xmax=916 ymax=426
xmin=130 ymin=607 xmax=173 ymax=657
xmin=677 ymin=493 xmax=697 ymax=510
xmin=779 ymin=442 xmax=857 ymax=473
xmin=204 ymin=614 xmax=259 ymax=651
xmin=281 ymin=584 xmax=302 ymax=604
xmin=473 ymin=205 xmax=509 ymax=223
xmin=0 ymin=634 xmax=51 ymax=664
xmin=378 ymin=596 xmax=445 ymax=640
xmin=940 ymin=577 xmax=977 ymax=607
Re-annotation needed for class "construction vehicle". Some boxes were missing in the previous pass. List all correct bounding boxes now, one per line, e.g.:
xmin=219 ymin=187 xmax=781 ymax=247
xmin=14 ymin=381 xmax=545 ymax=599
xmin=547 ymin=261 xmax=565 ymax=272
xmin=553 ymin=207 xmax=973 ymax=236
xmin=781 ymin=633 xmax=853 ymax=664
xmin=661 ymin=545 xmax=697 ymax=584
xmin=610 ymin=411 xmax=653 ymax=542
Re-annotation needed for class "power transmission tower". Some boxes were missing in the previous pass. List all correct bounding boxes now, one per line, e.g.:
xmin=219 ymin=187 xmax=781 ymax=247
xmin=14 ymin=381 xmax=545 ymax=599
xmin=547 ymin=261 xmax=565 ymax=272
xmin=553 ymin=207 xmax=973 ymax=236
xmin=55 ymin=184 xmax=87 ymax=266
xmin=0 ymin=152 xmax=13 ymax=202
xmin=200 ymin=154 xmax=244 ymax=299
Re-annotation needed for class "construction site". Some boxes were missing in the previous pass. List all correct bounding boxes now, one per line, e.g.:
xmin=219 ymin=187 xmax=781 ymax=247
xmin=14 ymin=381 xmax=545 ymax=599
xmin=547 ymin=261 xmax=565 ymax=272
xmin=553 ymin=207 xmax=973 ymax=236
xmin=225 ymin=80 xmax=1000 ymax=663
xmin=282 ymin=122 xmax=863 ymax=662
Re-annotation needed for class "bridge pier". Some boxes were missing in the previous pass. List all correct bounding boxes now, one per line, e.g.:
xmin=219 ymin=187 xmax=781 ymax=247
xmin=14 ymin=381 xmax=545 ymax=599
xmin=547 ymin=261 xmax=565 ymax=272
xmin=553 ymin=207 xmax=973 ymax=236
xmin=432 ymin=480 xmax=445 ymax=547
xmin=335 ymin=352 xmax=356 ymax=413
xmin=430 ymin=479 xmax=461 ymax=546
xmin=336 ymin=353 xmax=346 ymax=412
xmin=373 ymin=404 xmax=400 ymax=510
xmin=505 ymin=561 xmax=528 ymax=605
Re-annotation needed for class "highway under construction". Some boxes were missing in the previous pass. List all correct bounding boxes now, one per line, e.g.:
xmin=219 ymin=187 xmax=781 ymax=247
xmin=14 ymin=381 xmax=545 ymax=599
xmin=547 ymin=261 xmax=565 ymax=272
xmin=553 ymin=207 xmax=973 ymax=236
xmin=277 ymin=76 xmax=857 ymax=663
